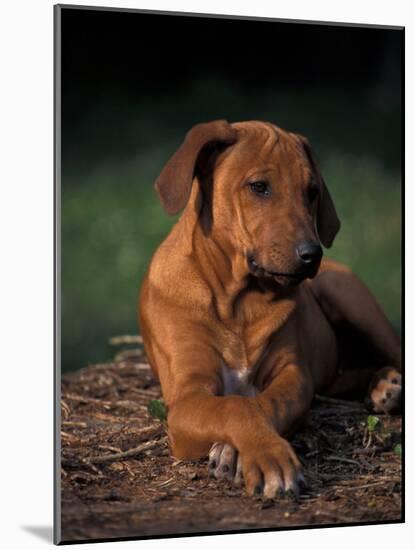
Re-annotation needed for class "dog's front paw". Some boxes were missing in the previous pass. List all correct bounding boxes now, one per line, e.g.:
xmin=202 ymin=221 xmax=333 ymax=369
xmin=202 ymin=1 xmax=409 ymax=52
xmin=367 ymin=367 xmax=402 ymax=414
xmin=208 ymin=442 xmax=243 ymax=485
xmin=239 ymin=433 xmax=305 ymax=499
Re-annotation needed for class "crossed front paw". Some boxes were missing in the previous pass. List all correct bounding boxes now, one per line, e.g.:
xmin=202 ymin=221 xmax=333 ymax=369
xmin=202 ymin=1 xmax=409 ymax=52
xmin=208 ymin=435 xmax=306 ymax=499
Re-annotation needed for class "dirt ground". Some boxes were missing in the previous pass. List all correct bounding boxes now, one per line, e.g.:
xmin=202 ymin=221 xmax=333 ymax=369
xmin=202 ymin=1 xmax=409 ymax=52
xmin=60 ymin=340 xmax=402 ymax=543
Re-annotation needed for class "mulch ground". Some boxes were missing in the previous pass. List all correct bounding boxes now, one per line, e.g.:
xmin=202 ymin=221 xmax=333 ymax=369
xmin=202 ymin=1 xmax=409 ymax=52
xmin=60 ymin=338 xmax=402 ymax=543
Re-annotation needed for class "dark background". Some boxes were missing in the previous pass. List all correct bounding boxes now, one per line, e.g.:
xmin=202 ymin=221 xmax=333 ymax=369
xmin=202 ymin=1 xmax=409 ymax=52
xmin=60 ymin=7 xmax=403 ymax=372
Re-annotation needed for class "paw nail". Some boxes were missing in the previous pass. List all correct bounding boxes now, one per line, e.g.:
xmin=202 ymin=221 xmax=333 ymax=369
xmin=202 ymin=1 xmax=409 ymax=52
xmin=222 ymin=464 xmax=229 ymax=473
xmin=209 ymin=460 xmax=216 ymax=469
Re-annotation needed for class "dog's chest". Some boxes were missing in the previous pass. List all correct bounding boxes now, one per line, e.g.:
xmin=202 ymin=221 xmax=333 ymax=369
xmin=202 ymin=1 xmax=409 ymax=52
xmin=221 ymin=362 xmax=258 ymax=397
xmin=219 ymin=290 xmax=296 ymax=394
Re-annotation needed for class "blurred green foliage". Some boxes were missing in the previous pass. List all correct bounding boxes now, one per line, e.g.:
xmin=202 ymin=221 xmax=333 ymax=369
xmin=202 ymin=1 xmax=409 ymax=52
xmin=147 ymin=399 xmax=168 ymax=422
xmin=367 ymin=415 xmax=381 ymax=433
xmin=62 ymin=82 xmax=401 ymax=372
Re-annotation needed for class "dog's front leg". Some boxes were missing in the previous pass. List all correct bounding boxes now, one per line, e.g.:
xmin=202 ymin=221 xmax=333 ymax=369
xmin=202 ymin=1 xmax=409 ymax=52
xmin=208 ymin=362 xmax=314 ymax=486
xmin=256 ymin=362 xmax=314 ymax=436
xmin=166 ymin=363 xmax=310 ymax=498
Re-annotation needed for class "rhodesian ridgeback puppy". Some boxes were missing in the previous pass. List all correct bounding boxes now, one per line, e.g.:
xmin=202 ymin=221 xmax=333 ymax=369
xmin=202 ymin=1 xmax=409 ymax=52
xmin=138 ymin=120 xmax=402 ymax=498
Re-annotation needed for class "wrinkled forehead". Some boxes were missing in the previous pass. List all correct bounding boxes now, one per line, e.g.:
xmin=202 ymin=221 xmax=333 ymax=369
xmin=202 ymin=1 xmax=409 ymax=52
xmin=221 ymin=121 xmax=313 ymax=182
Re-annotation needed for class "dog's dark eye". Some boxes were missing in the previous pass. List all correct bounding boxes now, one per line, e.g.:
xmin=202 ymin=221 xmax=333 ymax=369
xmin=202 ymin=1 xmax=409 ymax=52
xmin=307 ymin=185 xmax=319 ymax=203
xmin=249 ymin=181 xmax=270 ymax=197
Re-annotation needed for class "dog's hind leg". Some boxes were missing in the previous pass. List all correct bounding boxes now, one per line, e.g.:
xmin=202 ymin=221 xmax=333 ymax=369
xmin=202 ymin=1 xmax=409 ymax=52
xmin=311 ymin=259 xmax=402 ymax=412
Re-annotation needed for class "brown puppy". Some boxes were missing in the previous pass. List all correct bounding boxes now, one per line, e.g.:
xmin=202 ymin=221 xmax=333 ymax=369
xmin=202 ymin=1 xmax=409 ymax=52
xmin=138 ymin=120 xmax=402 ymax=498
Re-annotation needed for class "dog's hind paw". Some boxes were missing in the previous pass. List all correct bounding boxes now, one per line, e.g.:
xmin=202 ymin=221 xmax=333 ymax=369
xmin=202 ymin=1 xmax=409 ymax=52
xmin=367 ymin=367 xmax=402 ymax=414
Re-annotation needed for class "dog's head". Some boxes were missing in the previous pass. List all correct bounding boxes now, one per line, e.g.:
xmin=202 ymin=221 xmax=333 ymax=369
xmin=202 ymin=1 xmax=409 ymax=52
xmin=155 ymin=120 xmax=340 ymax=286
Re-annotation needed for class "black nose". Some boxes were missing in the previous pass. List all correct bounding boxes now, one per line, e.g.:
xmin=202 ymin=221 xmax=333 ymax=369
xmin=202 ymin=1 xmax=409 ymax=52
xmin=296 ymin=241 xmax=322 ymax=266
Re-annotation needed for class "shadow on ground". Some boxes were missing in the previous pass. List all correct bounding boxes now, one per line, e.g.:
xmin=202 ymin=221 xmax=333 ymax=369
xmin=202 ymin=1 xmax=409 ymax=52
xmin=21 ymin=526 xmax=53 ymax=544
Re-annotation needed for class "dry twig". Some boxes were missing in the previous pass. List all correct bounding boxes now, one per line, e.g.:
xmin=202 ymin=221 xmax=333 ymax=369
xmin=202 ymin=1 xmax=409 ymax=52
xmin=87 ymin=436 xmax=168 ymax=464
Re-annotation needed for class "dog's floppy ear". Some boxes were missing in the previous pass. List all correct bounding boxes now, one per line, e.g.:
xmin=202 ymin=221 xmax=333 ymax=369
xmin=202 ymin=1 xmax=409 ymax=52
xmin=298 ymin=135 xmax=340 ymax=248
xmin=154 ymin=120 xmax=237 ymax=215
